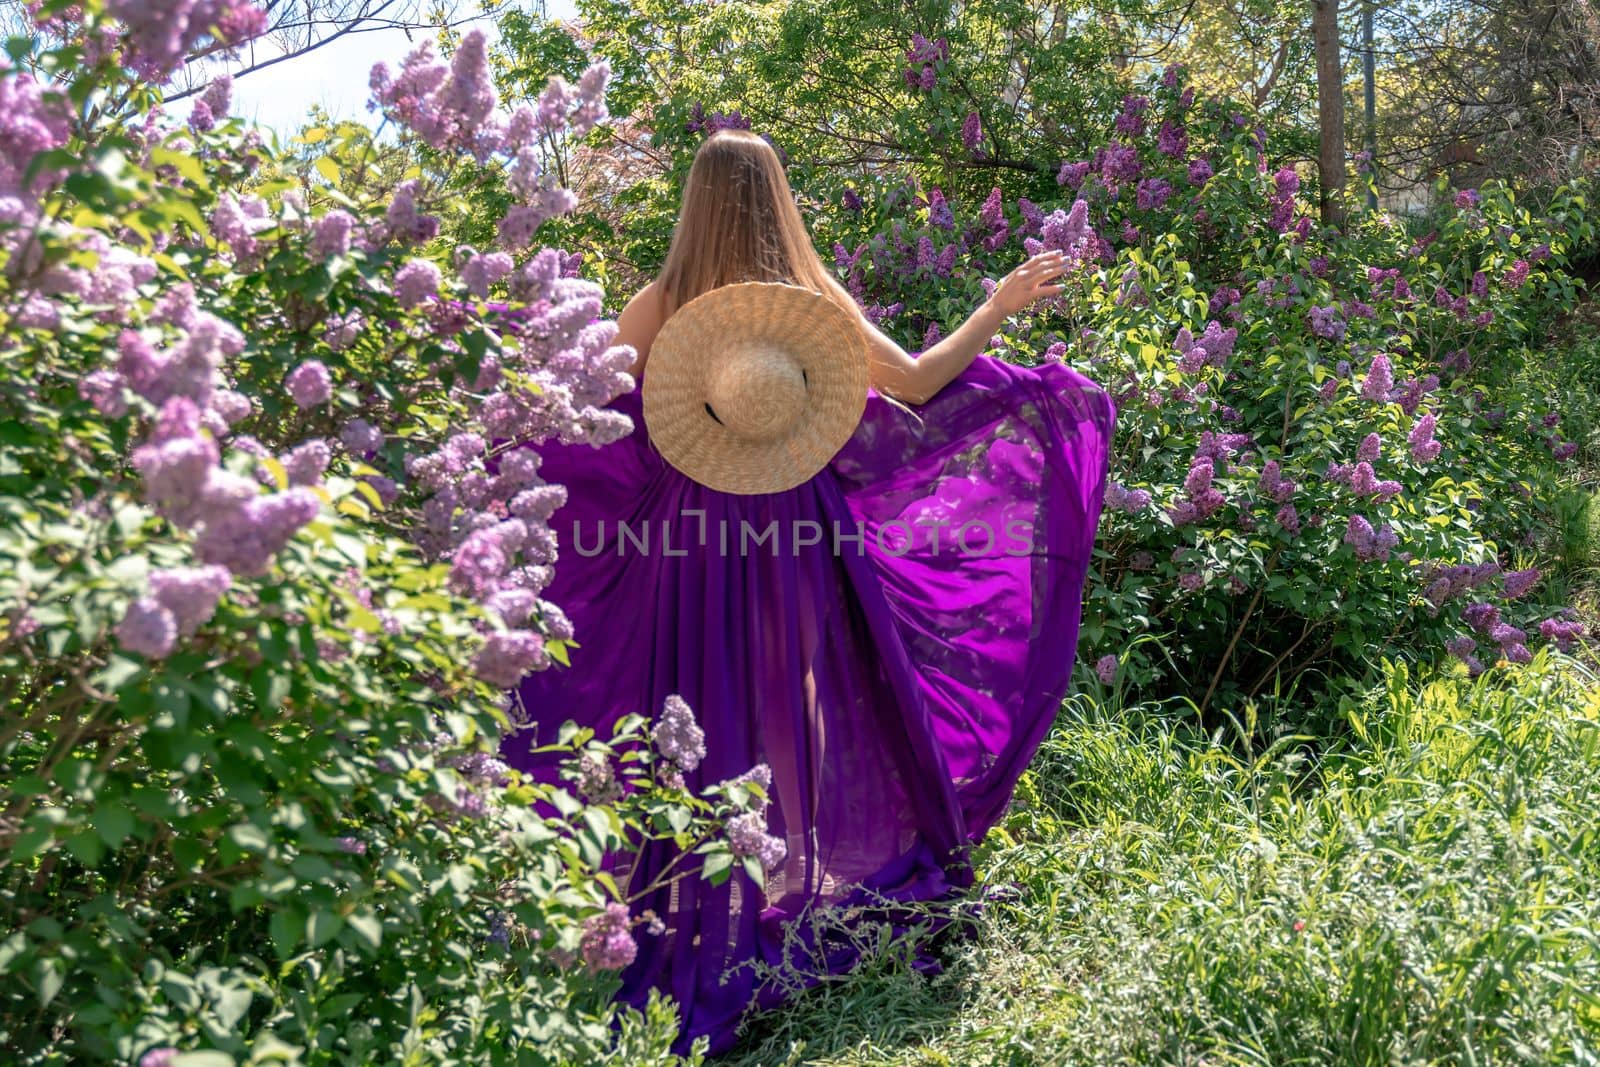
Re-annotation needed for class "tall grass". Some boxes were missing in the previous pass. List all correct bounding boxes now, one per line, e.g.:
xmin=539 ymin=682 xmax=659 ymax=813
xmin=723 ymin=654 xmax=1600 ymax=1065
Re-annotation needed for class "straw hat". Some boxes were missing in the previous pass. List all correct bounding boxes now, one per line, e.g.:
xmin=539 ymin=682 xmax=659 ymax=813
xmin=641 ymin=281 xmax=870 ymax=495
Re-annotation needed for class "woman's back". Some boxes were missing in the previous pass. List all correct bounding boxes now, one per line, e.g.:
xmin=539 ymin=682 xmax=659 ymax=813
xmin=501 ymin=339 xmax=1114 ymax=1056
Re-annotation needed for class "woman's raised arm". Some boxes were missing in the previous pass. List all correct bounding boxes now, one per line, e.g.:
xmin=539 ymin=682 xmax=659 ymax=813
xmin=833 ymin=249 xmax=1071 ymax=405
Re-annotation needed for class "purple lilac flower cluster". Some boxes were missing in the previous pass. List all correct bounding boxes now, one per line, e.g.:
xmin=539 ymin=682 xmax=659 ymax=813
xmin=104 ymin=0 xmax=267 ymax=79
xmin=1419 ymin=560 xmax=1500 ymax=609
xmin=1173 ymin=320 xmax=1238 ymax=374
xmin=1539 ymin=612 xmax=1585 ymax=652
xmin=1105 ymin=481 xmax=1153 ymax=513
xmin=1022 ymin=200 xmax=1092 ymax=260
xmin=1168 ymin=455 xmax=1226 ymax=524
xmin=1267 ymin=167 xmax=1299 ymax=234
xmin=109 ymin=286 xmax=333 ymax=653
xmin=1343 ymin=515 xmax=1399 ymax=561
xmin=579 ymin=901 xmax=638 ymax=973
xmin=653 ymin=693 xmax=707 ymax=789
xmin=369 ymin=31 xmax=608 ymax=250
xmin=903 ymin=33 xmax=949 ymax=92
xmin=720 ymin=760 xmax=786 ymax=874
xmin=1455 ymin=601 xmax=1535 ymax=669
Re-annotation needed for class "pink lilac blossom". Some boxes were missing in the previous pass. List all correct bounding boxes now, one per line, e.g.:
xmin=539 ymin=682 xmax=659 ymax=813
xmin=310 ymin=210 xmax=354 ymax=261
xmin=461 ymin=251 xmax=514 ymax=297
xmin=471 ymin=629 xmax=549 ymax=687
xmin=1309 ymin=305 xmax=1345 ymax=341
xmin=282 ymin=439 xmax=331 ymax=486
xmin=1421 ymin=561 xmax=1500 ymax=607
xmin=1168 ymin=456 xmax=1226 ymax=524
xmin=1057 ymin=161 xmax=1091 ymax=187
xmin=654 ymin=694 xmax=707 ymax=771
xmin=285 ymin=359 xmax=333 ymax=409
xmin=148 ymin=564 xmax=231 ymax=635
xmin=1463 ymin=602 xmax=1500 ymax=632
xmin=1540 ymin=617 xmax=1584 ymax=651
xmin=116 ymin=597 xmax=177 ymax=658
xmin=1136 ymin=178 xmax=1173 ymax=211
xmin=574 ymin=750 xmax=621 ymax=805
xmin=79 ymin=370 xmax=128 ymax=417
xmin=0 ymin=62 xmax=72 ymax=204
xmin=384 ymin=180 xmax=440 ymax=244
xmin=395 ymin=258 xmax=442 ymax=308
xmin=1349 ymin=462 xmax=1402 ymax=501
xmin=212 ymin=193 xmax=272 ymax=262
xmin=1094 ymin=654 xmax=1118 ymax=684
xmin=132 ymin=400 xmax=222 ymax=526
xmin=341 ymin=418 xmax=384 ymax=456
xmin=960 ymin=110 xmax=983 ymax=152
xmin=1267 ymin=167 xmax=1299 ymax=233
xmin=194 ymin=489 xmax=321 ymax=576
xmin=324 ymin=311 xmax=363 ymax=351
xmin=727 ymin=811 xmax=788 ymax=871
xmin=105 ymin=0 xmax=267 ymax=79
xmin=1156 ymin=119 xmax=1187 ymax=157
xmin=1344 ymin=515 xmax=1398 ymax=561
xmin=1259 ymin=460 xmax=1295 ymax=502
xmin=1408 ymin=412 xmax=1441 ymax=462
xmin=1105 ymin=482 xmax=1152 ymax=513
xmin=1360 ymin=353 xmax=1394 ymax=403
xmin=1101 ymin=141 xmax=1142 ymax=184
xmin=579 ymin=902 xmax=637 ymax=973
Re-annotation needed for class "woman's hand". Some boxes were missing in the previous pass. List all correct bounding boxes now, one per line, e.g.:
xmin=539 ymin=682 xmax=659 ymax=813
xmin=985 ymin=249 xmax=1070 ymax=318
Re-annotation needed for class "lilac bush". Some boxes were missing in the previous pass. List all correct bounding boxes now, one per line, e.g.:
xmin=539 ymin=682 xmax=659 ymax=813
xmin=0 ymin=6 xmax=773 ymax=1062
xmin=678 ymin=56 xmax=1597 ymax=715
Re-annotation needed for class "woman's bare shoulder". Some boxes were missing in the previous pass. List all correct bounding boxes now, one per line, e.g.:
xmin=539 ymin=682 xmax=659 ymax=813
xmin=618 ymin=279 xmax=668 ymax=376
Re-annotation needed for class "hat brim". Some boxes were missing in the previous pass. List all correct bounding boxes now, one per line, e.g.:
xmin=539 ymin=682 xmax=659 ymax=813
xmin=642 ymin=281 xmax=870 ymax=495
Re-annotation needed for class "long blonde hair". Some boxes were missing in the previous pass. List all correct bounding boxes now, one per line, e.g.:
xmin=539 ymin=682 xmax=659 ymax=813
xmin=656 ymin=129 xmax=859 ymax=321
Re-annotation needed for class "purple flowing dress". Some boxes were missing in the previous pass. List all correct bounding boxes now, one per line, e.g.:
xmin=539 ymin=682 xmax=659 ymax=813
xmin=500 ymin=350 xmax=1114 ymax=1057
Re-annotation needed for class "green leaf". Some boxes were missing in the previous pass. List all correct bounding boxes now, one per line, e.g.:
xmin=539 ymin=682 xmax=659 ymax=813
xmin=92 ymin=805 xmax=135 ymax=850
xmin=64 ymin=829 xmax=104 ymax=866
xmin=226 ymin=822 xmax=271 ymax=853
xmin=347 ymin=909 xmax=382 ymax=950
xmin=92 ymin=655 xmax=143 ymax=694
xmin=306 ymin=908 xmax=343 ymax=948
xmin=315 ymin=156 xmax=341 ymax=184
xmin=173 ymin=1053 xmax=236 ymax=1067
xmin=269 ymin=906 xmax=303 ymax=958
xmin=703 ymin=852 xmax=733 ymax=885
xmin=35 ymin=957 xmax=66 ymax=1008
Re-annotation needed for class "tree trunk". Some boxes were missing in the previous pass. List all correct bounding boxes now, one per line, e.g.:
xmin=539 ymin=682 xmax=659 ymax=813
xmin=1311 ymin=0 xmax=1346 ymax=226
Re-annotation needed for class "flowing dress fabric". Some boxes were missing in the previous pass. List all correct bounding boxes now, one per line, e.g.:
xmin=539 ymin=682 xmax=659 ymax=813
xmin=501 ymin=353 xmax=1114 ymax=1057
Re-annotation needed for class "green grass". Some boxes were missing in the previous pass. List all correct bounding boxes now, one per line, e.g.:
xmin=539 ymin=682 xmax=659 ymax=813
xmin=721 ymin=655 xmax=1600 ymax=1066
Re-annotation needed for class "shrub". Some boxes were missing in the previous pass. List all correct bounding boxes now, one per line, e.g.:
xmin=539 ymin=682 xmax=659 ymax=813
xmin=596 ymin=50 xmax=1598 ymax=719
xmin=0 ymin=7 xmax=775 ymax=1063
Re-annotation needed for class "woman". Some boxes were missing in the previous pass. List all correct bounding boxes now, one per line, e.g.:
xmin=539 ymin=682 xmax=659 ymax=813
xmin=501 ymin=128 xmax=1114 ymax=1057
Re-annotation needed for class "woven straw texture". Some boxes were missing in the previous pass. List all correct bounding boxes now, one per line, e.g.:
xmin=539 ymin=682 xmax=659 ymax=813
xmin=641 ymin=281 xmax=870 ymax=494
